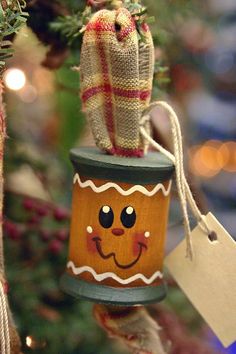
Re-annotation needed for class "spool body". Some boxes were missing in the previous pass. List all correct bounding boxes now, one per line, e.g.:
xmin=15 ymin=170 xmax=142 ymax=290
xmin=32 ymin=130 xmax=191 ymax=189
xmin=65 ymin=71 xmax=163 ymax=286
xmin=61 ymin=147 xmax=174 ymax=305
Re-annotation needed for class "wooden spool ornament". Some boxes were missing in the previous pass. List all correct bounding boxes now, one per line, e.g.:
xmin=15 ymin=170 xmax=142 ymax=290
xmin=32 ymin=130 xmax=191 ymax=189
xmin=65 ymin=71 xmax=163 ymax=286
xmin=60 ymin=147 xmax=174 ymax=305
xmin=60 ymin=6 xmax=175 ymax=305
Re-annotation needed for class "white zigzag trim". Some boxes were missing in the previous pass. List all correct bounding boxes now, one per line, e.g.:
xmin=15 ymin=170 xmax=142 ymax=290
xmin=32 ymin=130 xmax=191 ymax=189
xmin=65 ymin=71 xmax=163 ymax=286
xmin=73 ymin=173 xmax=172 ymax=197
xmin=67 ymin=261 xmax=163 ymax=285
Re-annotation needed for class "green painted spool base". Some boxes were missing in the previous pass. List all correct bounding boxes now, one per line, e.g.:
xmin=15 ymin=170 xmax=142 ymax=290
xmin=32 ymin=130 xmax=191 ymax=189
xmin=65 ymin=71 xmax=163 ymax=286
xmin=60 ymin=273 xmax=167 ymax=306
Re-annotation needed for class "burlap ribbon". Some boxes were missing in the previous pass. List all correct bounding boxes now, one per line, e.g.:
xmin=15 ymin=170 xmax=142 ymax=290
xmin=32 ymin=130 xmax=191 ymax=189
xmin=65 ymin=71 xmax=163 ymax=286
xmin=80 ymin=7 xmax=154 ymax=157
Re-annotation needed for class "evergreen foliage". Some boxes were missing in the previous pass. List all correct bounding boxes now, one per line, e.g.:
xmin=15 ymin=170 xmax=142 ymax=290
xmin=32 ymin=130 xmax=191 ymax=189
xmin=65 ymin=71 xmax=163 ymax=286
xmin=0 ymin=0 xmax=28 ymax=73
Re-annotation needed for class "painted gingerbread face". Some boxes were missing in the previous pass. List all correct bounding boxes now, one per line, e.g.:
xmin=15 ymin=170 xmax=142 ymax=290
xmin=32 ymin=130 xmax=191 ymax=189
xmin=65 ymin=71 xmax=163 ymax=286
xmin=68 ymin=174 xmax=171 ymax=287
xmin=86 ymin=204 xmax=149 ymax=269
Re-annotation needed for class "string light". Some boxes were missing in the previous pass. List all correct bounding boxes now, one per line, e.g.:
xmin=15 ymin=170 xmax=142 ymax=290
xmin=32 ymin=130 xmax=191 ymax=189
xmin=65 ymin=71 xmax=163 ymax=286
xmin=221 ymin=142 xmax=236 ymax=172
xmin=26 ymin=336 xmax=33 ymax=348
xmin=189 ymin=140 xmax=236 ymax=177
xmin=26 ymin=335 xmax=46 ymax=349
xmin=4 ymin=68 xmax=26 ymax=91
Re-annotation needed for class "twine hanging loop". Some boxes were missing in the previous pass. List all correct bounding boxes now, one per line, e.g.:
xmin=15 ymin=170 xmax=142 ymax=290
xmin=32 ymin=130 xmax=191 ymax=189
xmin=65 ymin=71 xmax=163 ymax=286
xmin=140 ymin=101 xmax=212 ymax=259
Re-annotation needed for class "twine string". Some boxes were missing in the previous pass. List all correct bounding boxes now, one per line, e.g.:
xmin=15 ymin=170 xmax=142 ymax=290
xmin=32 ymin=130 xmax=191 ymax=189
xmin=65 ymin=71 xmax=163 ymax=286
xmin=0 ymin=285 xmax=6 ymax=354
xmin=0 ymin=82 xmax=11 ymax=354
xmin=140 ymin=101 xmax=211 ymax=258
xmin=0 ymin=282 xmax=10 ymax=354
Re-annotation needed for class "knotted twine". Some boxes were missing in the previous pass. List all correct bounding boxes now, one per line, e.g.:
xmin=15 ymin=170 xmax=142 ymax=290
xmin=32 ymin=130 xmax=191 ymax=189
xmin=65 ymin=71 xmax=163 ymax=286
xmin=80 ymin=7 xmax=154 ymax=157
xmin=140 ymin=101 xmax=211 ymax=259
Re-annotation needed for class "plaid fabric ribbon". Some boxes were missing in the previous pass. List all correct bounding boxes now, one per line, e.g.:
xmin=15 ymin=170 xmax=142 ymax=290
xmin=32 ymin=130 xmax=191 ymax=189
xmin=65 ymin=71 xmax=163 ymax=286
xmin=80 ymin=7 xmax=154 ymax=157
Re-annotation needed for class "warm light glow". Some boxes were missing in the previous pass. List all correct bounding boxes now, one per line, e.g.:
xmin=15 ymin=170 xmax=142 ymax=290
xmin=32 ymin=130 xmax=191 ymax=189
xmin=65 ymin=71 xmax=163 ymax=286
xmin=26 ymin=336 xmax=33 ymax=348
xmin=19 ymin=85 xmax=38 ymax=103
xmin=189 ymin=140 xmax=236 ymax=178
xmin=4 ymin=68 xmax=26 ymax=91
xmin=217 ymin=143 xmax=230 ymax=169
xmin=221 ymin=142 xmax=236 ymax=172
xmin=199 ymin=145 xmax=218 ymax=170
xmin=189 ymin=144 xmax=219 ymax=178
xmin=26 ymin=335 xmax=46 ymax=349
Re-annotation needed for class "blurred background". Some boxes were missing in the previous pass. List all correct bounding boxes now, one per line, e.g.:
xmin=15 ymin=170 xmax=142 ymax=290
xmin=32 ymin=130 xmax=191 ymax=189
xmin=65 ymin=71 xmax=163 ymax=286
xmin=2 ymin=0 xmax=236 ymax=353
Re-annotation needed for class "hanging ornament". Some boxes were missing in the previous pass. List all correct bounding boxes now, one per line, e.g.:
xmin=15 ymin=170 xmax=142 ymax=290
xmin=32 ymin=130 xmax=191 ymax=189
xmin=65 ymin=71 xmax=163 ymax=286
xmin=62 ymin=147 xmax=173 ymax=304
xmin=60 ymin=6 xmax=174 ymax=305
xmin=60 ymin=2 xmax=236 ymax=349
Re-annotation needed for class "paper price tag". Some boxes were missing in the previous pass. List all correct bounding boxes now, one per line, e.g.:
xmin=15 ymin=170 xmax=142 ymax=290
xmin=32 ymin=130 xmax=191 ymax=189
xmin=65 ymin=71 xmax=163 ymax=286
xmin=165 ymin=212 xmax=236 ymax=347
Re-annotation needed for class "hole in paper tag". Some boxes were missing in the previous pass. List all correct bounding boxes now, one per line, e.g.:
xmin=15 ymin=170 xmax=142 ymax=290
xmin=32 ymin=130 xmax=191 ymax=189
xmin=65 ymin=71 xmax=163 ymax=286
xmin=208 ymin=231 xmax=218 ymax=242
xmin=165 ymin=212 xmax=236 ymax=348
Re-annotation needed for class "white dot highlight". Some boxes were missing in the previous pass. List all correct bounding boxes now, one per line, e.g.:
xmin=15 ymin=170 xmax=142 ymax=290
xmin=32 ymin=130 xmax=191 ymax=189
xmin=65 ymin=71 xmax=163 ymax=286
xmin=144 ymin=231 xmax=150 ymax=238
xmin=4 ymin=68 xmax=26 ymax=91
xmin=102 ymin=206 xmax=110 ymax=213
xmin=87 ymin=226 xmax=93 ymax=234
xmin=126 ymin=206 xmax=134 ymax=215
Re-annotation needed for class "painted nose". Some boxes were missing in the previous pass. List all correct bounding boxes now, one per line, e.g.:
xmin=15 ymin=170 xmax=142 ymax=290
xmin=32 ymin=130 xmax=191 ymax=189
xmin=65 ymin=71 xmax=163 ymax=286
xmin=112 ymin=228 xmax=124 ymax=236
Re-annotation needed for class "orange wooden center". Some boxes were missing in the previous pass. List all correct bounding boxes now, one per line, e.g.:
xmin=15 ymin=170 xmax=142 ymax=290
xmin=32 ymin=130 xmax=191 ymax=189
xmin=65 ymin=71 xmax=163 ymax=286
xmin=68 ymin=175 xmax=171 ymax=287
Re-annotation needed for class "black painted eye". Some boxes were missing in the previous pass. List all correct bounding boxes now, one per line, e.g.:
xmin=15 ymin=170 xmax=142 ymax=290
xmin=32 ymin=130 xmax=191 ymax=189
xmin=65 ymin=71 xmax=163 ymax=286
xmin=99 ymin=205 xmax=114 ymax=228
xmin=120 ymin=206 xmax=136 ymax=228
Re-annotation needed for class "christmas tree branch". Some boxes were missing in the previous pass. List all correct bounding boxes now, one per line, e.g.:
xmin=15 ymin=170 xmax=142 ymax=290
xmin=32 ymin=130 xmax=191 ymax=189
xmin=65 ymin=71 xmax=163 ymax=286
xmin=0 ymin=0 xmax=28 ymax=74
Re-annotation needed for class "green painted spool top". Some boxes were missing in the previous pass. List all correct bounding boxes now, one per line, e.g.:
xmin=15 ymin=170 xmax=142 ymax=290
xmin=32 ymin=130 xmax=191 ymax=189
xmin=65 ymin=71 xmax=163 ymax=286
xmin=70 ymin=147 xmax=174 ymax=184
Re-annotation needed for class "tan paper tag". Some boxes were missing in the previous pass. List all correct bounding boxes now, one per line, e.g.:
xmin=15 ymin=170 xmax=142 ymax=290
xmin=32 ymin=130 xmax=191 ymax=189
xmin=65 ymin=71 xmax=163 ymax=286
xmin=165 ymin=212 xmax=236 ymax=347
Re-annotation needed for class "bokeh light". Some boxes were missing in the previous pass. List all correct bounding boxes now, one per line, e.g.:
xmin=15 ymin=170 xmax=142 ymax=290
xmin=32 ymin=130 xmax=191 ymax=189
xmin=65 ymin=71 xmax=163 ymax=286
xmin=220 ymin=142 xmax=236 ymax=172
xmin=189 ymin=140 xmax=236 ymax=178
xmin=18 ymin=85 xmax=38 ymax=103
xmin=4 ymin=68 xmax=26 ymax=91
xmin=26 ymin=335 xmax=46 ymax=349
